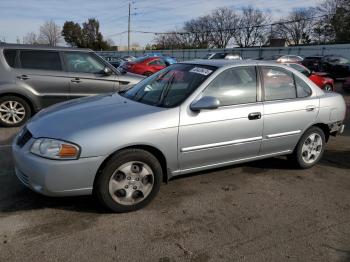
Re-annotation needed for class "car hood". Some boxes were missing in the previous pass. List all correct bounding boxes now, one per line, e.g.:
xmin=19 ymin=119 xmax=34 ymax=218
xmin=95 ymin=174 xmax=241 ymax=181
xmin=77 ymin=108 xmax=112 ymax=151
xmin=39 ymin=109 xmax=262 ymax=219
xmin=27 ymin=93 xmax=164 ymax=140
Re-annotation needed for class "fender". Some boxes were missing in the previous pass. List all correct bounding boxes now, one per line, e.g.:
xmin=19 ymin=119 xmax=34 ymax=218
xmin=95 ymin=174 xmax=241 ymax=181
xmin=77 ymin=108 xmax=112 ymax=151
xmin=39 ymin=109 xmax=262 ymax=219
xmin=0 ymin=83 xmax=41 ymax=112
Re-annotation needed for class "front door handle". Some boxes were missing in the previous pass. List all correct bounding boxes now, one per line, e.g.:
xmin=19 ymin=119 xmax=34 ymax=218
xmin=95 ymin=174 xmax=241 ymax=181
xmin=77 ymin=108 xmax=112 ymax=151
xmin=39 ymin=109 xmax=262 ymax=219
xmin=248 ymin=112 xmax=261 ymax=120
xmin=71 ymin=78 xmax=81 ymax=83
xmin=306 ymin=105 xmax=316 ymax=111
xmin=17 ymin=75 xmax=30 ymax=80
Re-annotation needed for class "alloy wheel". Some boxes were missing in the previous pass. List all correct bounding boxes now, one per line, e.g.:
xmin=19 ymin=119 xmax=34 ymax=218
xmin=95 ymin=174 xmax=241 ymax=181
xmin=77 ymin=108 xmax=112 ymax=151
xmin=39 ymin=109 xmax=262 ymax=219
xmin=301 ymin=133 xmax=323 ymax=164
xmin=324 ymin=84 xmax=333 ymax=91
xmin=0 ymin=100 xmax=26 ymax=125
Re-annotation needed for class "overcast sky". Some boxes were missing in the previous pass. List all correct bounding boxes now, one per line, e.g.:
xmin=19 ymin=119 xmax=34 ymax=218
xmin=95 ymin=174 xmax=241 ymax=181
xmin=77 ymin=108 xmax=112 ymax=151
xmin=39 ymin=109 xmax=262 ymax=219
xmin=0 ymin=0 xmax=320 ymax=47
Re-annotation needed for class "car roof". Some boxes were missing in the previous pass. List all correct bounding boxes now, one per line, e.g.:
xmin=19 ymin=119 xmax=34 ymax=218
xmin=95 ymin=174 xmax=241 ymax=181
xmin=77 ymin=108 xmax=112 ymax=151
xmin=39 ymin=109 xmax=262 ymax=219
xmin=180 ymin=59 xmax=281 ymax=68
xmin=0 ymin=43 xmax=91 ymax=52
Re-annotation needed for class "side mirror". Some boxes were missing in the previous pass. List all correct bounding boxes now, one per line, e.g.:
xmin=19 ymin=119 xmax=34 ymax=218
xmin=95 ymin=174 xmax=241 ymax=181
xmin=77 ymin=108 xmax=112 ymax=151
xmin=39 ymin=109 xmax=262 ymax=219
xmin=103 ymin=66 xmax=113 ymax=76
xmin=190 ymin=96 xmax=220 ymax=112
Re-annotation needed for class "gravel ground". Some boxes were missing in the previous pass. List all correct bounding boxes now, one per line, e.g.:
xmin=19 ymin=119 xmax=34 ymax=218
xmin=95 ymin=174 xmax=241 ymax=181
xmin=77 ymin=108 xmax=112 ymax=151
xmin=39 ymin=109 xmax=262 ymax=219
xmin=0 ymin=85 xmax=349 ymax=262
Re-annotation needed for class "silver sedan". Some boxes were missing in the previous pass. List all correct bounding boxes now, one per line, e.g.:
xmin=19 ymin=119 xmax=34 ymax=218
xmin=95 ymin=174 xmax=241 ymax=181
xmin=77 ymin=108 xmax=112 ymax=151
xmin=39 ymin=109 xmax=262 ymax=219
xmin=12 ymin=60 xmax=346 ymax=212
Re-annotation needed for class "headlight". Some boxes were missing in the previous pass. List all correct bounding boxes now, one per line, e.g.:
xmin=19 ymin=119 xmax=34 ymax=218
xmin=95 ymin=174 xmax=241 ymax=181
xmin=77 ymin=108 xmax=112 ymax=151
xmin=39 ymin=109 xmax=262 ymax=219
xmin=30 ymin=138 xmax=80 ymax=160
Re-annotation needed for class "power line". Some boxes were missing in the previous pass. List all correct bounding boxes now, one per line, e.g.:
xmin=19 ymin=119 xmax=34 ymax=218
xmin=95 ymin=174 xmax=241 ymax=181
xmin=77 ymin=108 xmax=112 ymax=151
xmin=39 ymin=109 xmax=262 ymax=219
xmin=128 ymin=15 xmax=327 ymax=35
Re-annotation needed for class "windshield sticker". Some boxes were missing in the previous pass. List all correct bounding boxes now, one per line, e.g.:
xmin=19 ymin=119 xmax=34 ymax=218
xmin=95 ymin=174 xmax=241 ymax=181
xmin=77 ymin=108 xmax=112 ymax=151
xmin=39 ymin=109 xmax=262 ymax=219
xmin=190 ymin=67 xmax=213 ymax=76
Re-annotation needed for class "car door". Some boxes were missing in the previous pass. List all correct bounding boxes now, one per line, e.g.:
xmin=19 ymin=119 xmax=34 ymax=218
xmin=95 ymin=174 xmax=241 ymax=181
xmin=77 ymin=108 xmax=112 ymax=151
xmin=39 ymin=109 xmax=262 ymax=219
xmin=260 ymin=66 xmax=319 ymax=155
xmin=15 ymin=49 xmax=70 ymax=108
xmin=178 ymin=66 xmax=263 ymax=172
xmin=63 ymin=52 xmax=117 ymax=99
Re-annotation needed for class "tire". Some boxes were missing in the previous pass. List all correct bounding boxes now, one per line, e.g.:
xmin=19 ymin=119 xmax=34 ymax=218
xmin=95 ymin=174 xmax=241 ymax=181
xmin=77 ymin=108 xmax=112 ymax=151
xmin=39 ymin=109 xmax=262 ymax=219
xmin=0 ymin=96 xmax=31 ymax=127
xmin=94 ymin=149 xmax=163 ymax=213
xmin=144 ymin=71 xmax=153 ymax=77
xmin=289 ymin=126 xmax=326 ymax=169
xmin=323 ymin=84 xmax=333 ymax=92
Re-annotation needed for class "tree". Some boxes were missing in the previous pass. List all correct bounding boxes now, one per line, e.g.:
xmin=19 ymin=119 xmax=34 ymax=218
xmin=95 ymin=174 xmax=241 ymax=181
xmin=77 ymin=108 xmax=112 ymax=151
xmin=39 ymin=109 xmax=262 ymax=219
xmin=23 ymin=32 xmax=40 ymax=45
xmin=184 ymin=15 xmax=212 ymax=48
xmin=82 ymin=18 xmax=110 ymax=50
xmin=62 ymin=21 xmax=83 ymax=47
xmin=274 ymin=8 xmax=316 ymax=45
xmin=61 ymin=18 xmax=111 ymax=50
xmin=209 ymin=7 xmax=239 ymax=48
xmin=39 ymin=20 xmax=61 ymax=46
xmin=153 ymin=32 xmax=189 ymax=49
xmin=319 ymin=0 xmax=350 ymax=43
xmin=234 ymin=7 xmax=271 ymax=47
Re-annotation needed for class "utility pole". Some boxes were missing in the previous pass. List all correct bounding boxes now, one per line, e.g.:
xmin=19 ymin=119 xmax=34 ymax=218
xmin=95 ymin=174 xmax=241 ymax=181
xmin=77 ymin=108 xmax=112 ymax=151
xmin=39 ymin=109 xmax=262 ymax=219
xmin=128 ymin=2 xmax=131 ymax=52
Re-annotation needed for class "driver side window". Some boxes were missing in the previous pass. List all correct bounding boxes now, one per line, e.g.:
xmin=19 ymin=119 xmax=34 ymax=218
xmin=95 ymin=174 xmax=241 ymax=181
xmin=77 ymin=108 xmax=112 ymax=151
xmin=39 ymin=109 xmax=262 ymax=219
xmin=64 ymin=52 xmax=105 ymax=74
xmin=202 ymin=66 xmax=257 ymax=106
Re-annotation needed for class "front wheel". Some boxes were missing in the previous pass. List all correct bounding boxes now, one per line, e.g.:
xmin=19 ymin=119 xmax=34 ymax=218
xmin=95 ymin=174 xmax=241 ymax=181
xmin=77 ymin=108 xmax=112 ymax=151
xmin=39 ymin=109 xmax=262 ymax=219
xmin=94 ymin=149 xmax=162 ymax=213
xmin=289 ymin=127 xmax=326 ymax=169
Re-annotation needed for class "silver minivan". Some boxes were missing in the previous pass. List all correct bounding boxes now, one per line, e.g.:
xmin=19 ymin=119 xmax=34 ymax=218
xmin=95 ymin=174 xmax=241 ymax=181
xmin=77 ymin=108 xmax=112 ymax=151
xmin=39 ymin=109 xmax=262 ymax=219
xmin=0 ymin=44 xmax=143 ymax=127
xmin=12 ymin=60 xmax=346 ymax=212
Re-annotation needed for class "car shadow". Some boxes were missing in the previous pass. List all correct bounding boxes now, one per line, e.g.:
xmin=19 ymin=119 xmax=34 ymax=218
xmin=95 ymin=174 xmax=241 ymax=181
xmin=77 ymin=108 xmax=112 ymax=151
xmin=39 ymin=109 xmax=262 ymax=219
xmin=0 ymin=173 xmax=104 ymax=214
xmin=321 ymin=150 xmax=350 ymax=169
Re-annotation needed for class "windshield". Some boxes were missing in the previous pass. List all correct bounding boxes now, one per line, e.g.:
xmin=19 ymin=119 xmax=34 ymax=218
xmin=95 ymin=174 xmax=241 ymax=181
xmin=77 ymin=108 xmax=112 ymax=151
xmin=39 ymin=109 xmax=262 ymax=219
xmin=121 ymin=64 xmax=217 ymax=108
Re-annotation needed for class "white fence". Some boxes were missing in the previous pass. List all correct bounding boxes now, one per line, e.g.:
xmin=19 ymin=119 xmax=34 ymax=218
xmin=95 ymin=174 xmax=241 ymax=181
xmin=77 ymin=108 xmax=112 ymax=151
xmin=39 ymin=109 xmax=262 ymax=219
xmin=97 ymin=43 xmax=350 ymax=61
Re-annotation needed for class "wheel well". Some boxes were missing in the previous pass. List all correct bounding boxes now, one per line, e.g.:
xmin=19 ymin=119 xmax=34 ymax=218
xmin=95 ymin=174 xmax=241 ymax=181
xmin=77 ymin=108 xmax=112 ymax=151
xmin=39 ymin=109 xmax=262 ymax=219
xmin=0 ymin=93 xmax=35 ymax=115
xmin=95 ymin=145 xmax=168 ymax=184
xmin=312 ymin=123 xmax=330 ymax=142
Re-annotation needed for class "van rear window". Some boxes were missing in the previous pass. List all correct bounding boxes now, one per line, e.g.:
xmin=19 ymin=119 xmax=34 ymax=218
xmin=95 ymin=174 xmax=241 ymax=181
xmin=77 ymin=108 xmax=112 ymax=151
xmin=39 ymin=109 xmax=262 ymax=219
xmin=4 ymin=49 xmax=16 ymax=67
xmin=20 ymin=50 xmax=62 ymax=71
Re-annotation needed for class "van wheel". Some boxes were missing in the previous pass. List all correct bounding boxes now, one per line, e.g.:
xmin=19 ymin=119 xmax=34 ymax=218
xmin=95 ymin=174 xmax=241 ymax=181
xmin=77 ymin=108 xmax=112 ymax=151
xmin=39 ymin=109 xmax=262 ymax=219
xmin=289 ymin=127 xmax=326 ymax=169
xmin=94 ymin=149 xmax=162 ymax=213
xmin=0 ymin=96 xmax=31 ymax=127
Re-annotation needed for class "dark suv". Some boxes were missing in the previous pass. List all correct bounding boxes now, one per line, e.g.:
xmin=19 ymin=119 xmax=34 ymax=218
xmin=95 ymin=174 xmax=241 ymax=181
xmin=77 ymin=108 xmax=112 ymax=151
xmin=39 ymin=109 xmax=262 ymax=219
xmin=302 ymin=55 xmax=350 ymax=79
xmin=0 ymin=44 xmax=143 ymax=127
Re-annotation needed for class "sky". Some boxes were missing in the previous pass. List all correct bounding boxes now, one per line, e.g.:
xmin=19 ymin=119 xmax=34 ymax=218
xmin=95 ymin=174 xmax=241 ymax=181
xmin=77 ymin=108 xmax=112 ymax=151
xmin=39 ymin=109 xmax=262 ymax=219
xmin=0 ymin=0 xmax=320 ymax=47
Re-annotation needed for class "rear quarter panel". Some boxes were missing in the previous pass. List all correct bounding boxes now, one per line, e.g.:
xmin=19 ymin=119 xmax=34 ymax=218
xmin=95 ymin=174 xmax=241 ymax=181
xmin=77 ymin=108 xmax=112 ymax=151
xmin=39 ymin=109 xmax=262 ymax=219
xmin=317 ymin=92 xmax=346 ymax=124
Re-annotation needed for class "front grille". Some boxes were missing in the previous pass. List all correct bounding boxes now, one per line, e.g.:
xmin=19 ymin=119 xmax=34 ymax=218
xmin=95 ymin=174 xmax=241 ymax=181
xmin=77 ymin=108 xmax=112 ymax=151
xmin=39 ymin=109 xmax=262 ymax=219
xmin=16 ymin=128 xmax=32 ymax=148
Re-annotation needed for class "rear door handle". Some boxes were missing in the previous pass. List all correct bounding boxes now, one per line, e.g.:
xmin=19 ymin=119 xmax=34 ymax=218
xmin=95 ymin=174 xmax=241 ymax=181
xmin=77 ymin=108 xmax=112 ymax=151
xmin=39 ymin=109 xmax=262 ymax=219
xmin=17 ymin=75 xmax=30 ymax=80
xmin=306 ymin=106 xmax=316 ymax=111
xmin=248 ymin=112 xmax=262 ymax=120
xmin=71 ymin=78 xmax=82 ymax=83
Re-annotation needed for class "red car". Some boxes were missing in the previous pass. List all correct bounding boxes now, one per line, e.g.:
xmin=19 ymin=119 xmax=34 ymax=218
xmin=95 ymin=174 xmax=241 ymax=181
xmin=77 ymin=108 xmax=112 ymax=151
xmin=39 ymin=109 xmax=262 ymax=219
xmin=121 ymin=57 xmax=167 ymax=76
xmin=285 ymin=63 xmax=334 ymax=91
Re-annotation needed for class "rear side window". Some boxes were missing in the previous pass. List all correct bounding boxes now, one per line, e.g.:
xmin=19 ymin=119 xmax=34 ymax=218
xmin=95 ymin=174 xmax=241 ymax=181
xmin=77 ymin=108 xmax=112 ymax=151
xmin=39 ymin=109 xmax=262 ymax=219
xmin=203 ymin=66 xmax=257 ymax=106
xmin=20 ymin=50 xmax=62 ymax=71
xmin=295 ymin=75 xmax=312 ymax=98
xmin=262 ymin=66 xmax=296 ymax=101
xmin=4 ymin=49 xmax=16 ymax=67
xmin=149 ymin=59 xmax=166 ymax=66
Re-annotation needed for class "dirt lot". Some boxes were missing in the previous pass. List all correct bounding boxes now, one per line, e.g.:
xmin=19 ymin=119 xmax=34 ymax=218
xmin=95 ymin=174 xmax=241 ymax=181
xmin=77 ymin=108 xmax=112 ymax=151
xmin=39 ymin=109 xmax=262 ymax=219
xmin=0 ymin=86 xmax=349 ymax=262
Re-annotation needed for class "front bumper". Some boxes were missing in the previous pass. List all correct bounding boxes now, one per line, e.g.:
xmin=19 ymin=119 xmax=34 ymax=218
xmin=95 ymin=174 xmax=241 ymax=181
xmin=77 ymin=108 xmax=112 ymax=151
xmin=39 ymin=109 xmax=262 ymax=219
xmin=12 ymin=136 xmax=106 ymax=197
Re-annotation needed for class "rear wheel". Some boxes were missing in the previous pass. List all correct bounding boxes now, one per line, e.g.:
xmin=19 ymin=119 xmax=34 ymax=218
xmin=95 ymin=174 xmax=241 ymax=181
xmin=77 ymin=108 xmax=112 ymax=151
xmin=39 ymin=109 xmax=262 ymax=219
xmin=323 ymin=84 xmax=333 ymax=91
xmin=144 ymin=71 xmax=153 ymax=77
xmin=94 ymin=149 xmax=162 ymax=213
xmin=0 ymin=96 xmax=31 ymax=127
xmin=289 ymin=127 xmax=325 ymax=169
